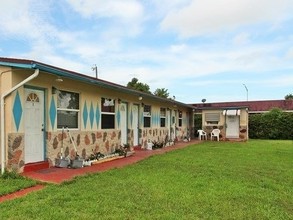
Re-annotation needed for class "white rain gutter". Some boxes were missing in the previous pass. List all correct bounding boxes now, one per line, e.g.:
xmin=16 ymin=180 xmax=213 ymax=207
xmin=1 ymin=69 xmax=39 ymax=174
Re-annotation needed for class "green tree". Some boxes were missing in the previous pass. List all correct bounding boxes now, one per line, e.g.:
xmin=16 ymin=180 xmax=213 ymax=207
xmin=126 ymin=78 xmax=151 ymax=94
xmin=153 ymin=88 xmax=169 ymax=98
xmin=285 ymin=93 xmax=293 ymax=100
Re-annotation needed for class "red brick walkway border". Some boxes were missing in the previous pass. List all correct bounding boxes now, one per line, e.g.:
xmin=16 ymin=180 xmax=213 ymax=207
xmin=0 ymin=185 xmax=45 ymax=203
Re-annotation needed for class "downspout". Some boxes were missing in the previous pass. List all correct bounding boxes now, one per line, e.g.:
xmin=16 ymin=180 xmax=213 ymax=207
xmin=1 ymin=69 xmax=39 ymax=174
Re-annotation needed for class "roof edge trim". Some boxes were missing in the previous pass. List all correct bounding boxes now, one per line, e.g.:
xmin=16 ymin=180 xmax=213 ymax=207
xmin=0 ymin=61 xmax=34 ymax=69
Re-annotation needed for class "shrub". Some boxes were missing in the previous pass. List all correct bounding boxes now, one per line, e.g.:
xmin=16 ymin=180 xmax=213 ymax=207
xmin=249 ymin=108 xmax=293 ymax=140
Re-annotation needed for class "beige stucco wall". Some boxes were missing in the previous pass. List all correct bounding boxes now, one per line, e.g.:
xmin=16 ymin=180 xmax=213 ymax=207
xmin=0 ymin=67 xmax=15 ymax=170
xmin=2 ymin=69 xmax=193 ymax=172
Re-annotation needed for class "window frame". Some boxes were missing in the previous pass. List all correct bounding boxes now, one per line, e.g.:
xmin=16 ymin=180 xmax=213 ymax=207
xmin=143 ymin=105 xmax=152 ymax=128
xmin=178 ymin=110 xmax=183 ymax=127
xmin=56 ymin=90 xmax=80 ymax=129
xmin=160 ymin=107 xmax=166 ymax=127
xmin=205 ymin=113 xmax=220 ymax=125
xmin=101 ymin=97 xmax=116 ymax=129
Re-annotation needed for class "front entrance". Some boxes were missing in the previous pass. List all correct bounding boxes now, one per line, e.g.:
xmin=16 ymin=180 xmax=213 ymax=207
xmin=226 ymin=115 xmax=240 ymax=138
xmin=166 ymin=109 xmax=171 ymax=139
xmin=132 ymin=104 xmax=139 ymax=146
xmin=24 ymin=88 xmax=45 ymax=163
xmin=120 ymin=102 xmax=127 ymax=146
xmin=171 ymin=110 xmax=177 ymax=141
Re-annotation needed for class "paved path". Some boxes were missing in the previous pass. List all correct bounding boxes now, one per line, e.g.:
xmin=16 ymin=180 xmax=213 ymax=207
xmin=0 ymin=185 xmax=45 ymax=203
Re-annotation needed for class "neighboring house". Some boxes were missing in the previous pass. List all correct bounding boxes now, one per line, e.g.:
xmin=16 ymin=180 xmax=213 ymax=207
xmin=193 ymin=100 xmax=293 ymax=114
xmin=0 ymin=57 xmax=195 ymax=173
xmin=192 ymin=105 xmax=249 ymax=141
xmin=192 ymin=99 xmax=293 ymax=141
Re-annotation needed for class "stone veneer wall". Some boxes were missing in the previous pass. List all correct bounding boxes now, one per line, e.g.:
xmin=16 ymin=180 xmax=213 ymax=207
xmin=127 ymin=129 xmax=135 ymax=147
xmin=176 ymin=127 xmax=189 ymax=141
xmin=236 ymin=125 xmax=248 ymax=141
xmin=6 ymin=127 xmax=195 ymax=172
xmin=7 ymin=133 xmax=25 ymax=172
xmin=46 ymin=130 xmax=122 ymax=166
xmin=140 ymin=128 xmax=170 ymax=148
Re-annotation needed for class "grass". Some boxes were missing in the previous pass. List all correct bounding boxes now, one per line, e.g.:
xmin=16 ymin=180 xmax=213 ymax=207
xmin=0 ymin=171 xmax=38 ymax=196
xmin=0 ymin=140 xmax=292 ymax=219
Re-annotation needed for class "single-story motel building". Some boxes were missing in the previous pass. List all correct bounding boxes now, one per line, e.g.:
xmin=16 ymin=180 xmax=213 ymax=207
xmin=3 ymin=58 xmax=271 ymax=173
xmin=0 ymin=57 xmax=196 ymax=173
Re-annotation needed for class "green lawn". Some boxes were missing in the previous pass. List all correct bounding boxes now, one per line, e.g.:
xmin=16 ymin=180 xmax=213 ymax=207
xmin=0 ymin=171 xmax=38 ymax=196
xmin=0 ymin=140 xmax=292 ymax=219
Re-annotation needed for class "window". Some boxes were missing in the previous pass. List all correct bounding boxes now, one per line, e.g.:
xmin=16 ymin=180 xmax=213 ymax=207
xmin=205 ymin=113 xmax=220 ymax=125
xmin=178 ymin=111 xmax=183 ymax=127
xmin=57 ymin=90 xmax=79 ymax=129
xmin=143 ymin=105 xmax=151 ymax=128
xmin=101 ymin=98 xmax=115 ymax=129
xmin=160 ymin=108 xmax=166 ymax=127
xmin=26 ymin=93 xmax=39 ymax=102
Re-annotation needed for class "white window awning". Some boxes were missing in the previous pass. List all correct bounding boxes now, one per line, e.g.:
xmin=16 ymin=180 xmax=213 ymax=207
xmin=223 ymin=109 xmax=240 ymax=116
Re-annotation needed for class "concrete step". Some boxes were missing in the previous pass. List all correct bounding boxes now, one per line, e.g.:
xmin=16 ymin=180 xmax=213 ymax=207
xmin=23 ymin=161 xmax=50 ymax=173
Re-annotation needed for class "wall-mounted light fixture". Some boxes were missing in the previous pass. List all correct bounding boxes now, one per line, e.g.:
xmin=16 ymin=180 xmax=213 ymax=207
xmin=138 ymin=96 xmax=143 ymax=101
xmin=55 ymin=76 xmax=63 ymax=82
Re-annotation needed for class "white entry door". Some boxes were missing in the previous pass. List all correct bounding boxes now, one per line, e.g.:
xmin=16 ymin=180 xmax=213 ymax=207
xmin=226 ymin=116 xmax=240 ymax=138
xmin=120 ymin=103 xmax=127 ymax=146
xmin=171 ymin=110 xmax=177 ymax=141
xmin=132 ymin=105 xmax=139 ymax=146
xmin=24 ymin=88 xmax=45 ymax=163
xmin=166 ymin=109 xmax=171 ymax=139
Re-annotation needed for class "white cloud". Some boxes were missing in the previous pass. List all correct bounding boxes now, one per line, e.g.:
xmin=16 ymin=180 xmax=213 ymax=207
xmin=66 ymin=0 xmax=145 ymax=38
xmin=148 ymin=0 xmax=191 ymax=17
xmin=94 ymin=37 xmax=293 ymax=92
xmin=233 ymin=33 xmax=250 ymax=45
xmin=0 ymin=0 xmax=292 ymax=103
xmin=285 ymin=47 xmax=293 ymax=60
xmin=0 ymin=0 xmax=55 ymax=40
xmin=0 ymin=0 xmax=33 ymax=37
xmin=66 ymin=0 xmax=144 ymax=21
xmin=160 ymin=0 xmax=293 ymax=37
xmin=262 ymin=75 xmax=293 ymax=87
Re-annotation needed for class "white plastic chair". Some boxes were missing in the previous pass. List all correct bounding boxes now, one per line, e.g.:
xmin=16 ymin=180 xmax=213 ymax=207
xmin=211 ymin=129 xmax=220 ymax=141
xmin=198 ymin=130 xmax=207 ymax=140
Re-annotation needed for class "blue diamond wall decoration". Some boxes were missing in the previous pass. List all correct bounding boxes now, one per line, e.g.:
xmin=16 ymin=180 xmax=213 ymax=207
xmin=49 ymin=97 xmax=56 ymax=129
xmin=83 ymin=101 xmax=88 ymax=129
xmin=96 ymin=103 xmax=100 ymax=129
xmin=12 ymin=91 xmax=22 ymax=131
xmin=89 ymin=102 xmax=94 ymax=129
xmin=117 ymin=108 xmax=121 ymax=128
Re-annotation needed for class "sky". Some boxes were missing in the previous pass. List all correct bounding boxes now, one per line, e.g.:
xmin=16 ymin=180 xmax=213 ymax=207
xmin=0 ymin=0 xmax=292 ymax=104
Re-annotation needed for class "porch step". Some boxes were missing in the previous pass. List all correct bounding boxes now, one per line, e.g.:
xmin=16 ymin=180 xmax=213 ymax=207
xmin=133 ymin=145 xmax=143 ymax=151
xmin=23 ymin=161 xmax=50 ymax=173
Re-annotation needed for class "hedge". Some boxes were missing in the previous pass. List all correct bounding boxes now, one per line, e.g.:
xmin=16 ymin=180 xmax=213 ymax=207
xmin=249 ymin=108 xmax=293 ymax=140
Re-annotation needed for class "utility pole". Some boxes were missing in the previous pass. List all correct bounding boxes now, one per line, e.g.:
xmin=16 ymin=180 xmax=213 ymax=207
xmin=92 ymin=64 xmax=98 ymax=78
xmin=243 ymin=84 xmax=248 ymax=101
